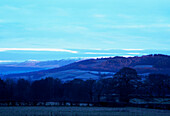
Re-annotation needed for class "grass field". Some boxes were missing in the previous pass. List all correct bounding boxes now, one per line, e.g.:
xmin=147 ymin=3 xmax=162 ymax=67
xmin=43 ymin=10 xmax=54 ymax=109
xmin=0 ymin=107 xmax=169 ymax=116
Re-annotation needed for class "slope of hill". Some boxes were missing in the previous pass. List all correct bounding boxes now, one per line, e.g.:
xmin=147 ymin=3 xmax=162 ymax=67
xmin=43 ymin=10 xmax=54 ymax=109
xmin=2 ymin=54 xmax=170 ymax=81
xmin=59 ymin=54 xmax=170 ymax=73
xmin=0 ymin=59 xmax=78 ymax=74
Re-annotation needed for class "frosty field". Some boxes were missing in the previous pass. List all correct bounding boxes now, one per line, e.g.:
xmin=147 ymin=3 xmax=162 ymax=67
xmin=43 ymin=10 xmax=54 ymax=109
xmin=0 ymin=107 xmax=169 ymax=116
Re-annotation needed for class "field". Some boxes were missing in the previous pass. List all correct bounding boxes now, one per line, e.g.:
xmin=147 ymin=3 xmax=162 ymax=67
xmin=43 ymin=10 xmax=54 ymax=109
xmin=0 ymin=107 xmax=170 ymax=116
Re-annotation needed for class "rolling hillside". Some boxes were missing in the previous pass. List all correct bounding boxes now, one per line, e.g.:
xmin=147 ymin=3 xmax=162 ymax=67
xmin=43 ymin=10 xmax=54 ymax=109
xmin=0 ymin=59 xmax=78 ymax=74
xmin=2 ymin=54 xmax=170 ymax=81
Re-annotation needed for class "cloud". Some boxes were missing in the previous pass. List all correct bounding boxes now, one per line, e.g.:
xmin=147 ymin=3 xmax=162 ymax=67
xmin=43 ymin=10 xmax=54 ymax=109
xmin=123 ymin=49 xmax=144 ymax=51
xmin=71 ymin=56 xmax=114 ymax=59
xmin=27 ymin=59 xmax=39 ymax=62
xmin=0 ymin=20 xmax=5 ymax=23
xmin=61 ymin=26 xmax=88 ymax=33
xmin=98 ymin=24 xmax=170 ymax=29
xmin=117 ymin=14 xmax=132 ymax=19
xmin=0 ymin=60 xmax=14 ymax=63
xmin=84 ymin=52 xmax=119 ymax=55
xmin=123 ymin=55 xmax=134 ymax=58
xmin=127 ymin=53 xmax=140 ymax=55
xmin=71 ymin=55 xmax=134 ymax=59
xmin=0 ymin=48 xmax=78 ymax=53
xmin=93 ymin=14 xmax=106 ymax=18
xmin=1 ymin=5 xmax=20 ymax=10
xmin=26 ymin=26 xmax=89 ymax=33
xmin=85 ymin=52 xmax=141 ymax=55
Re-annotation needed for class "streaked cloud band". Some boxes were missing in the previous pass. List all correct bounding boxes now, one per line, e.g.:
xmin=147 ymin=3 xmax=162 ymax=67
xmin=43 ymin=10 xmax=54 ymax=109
xmin=0 ymin=60 xmax=14 ymax=63
xmin=84 ymin=52 xmax=119 ymax=55
xmin=0 ymin=48 xmax=78 ymax=53
xmin=122 ymin=49 xmax=144 ymax=51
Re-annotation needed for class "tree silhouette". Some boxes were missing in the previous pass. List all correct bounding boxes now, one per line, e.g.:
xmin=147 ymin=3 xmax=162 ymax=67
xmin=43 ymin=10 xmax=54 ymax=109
xmin=114 ymin=67 xmax=139 ymax=103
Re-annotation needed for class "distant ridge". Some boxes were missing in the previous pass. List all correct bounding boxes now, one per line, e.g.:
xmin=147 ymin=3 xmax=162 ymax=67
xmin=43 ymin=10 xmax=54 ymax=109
xmin=2 ymin=54 xmax=170 ymax=81
xmin=0 ymin=59 xmax=78 ymax=75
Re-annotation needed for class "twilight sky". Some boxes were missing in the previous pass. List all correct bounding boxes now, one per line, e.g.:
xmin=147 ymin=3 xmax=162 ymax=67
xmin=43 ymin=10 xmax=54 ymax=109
xmin=0 ymin=0 xmax=170 ymax=61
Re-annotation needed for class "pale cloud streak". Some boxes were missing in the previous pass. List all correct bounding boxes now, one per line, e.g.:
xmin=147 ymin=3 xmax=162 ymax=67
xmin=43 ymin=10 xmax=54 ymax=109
xmin=93 ymin=14 xmax=106 ymax=18
xmin=1 ymin=5 xmax=20 ymax=10
xmin=123 ymin=49 xmax=144 ymax=51
xmin=0 ymin=48 xmax=78 ymax=53
xmin=0 ymin=60 xmax=14 ymax=63
xmin=97 ymin=24 xmax=170 ymax=29
xmin=0 ymin=20 xmax=5 ymax=23
xmin=85 ymin=52 xmax=141 ymax=55
xmin=117 ymin=14 xmax=133 ymax=19
xmin=84 ymin=52 xmax=119 ymax=55
xmin=127 ymin=53 xmax=140 ymax=55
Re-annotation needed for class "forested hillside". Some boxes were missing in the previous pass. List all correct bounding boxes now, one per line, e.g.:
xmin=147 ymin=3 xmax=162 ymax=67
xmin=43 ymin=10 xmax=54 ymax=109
xmin=2 ymin=54 xmax=170 ymax=81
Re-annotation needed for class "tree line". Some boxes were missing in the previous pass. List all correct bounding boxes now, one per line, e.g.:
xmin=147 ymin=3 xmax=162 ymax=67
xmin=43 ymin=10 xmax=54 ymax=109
xmin=0 ymin=67 xmax=169 ymax=106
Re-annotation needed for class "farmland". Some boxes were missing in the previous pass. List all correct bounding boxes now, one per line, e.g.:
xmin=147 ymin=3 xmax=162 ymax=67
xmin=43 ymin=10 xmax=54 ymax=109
xmin=0 ymin=107 xmax=169 ymax=116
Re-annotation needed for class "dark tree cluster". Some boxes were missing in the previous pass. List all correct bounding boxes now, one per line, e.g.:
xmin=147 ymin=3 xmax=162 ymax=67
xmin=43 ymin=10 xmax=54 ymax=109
xmin=0 ymin=67 xmax=169 ymax=106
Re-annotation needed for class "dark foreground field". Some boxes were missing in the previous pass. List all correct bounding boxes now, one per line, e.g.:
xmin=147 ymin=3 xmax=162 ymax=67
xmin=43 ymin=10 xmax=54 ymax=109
xmin=0 ymin=107 xmax=169 ymax=116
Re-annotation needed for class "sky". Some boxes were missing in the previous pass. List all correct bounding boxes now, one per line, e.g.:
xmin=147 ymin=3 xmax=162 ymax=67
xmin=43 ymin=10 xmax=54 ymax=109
xmin=0 ymin=0 xmax=170 ymax=61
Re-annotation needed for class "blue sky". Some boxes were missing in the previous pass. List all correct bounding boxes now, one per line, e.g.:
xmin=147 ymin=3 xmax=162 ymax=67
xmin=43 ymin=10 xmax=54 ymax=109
xmin=0 ymin=0 xmax=170 ymax=61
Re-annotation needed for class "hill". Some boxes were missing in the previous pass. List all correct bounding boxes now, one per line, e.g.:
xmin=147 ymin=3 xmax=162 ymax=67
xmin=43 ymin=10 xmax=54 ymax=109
xmin=2 ymin=54 xmax=170 ymax=81
xmin=0 ymin=59 xmax=78 ymax=74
